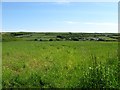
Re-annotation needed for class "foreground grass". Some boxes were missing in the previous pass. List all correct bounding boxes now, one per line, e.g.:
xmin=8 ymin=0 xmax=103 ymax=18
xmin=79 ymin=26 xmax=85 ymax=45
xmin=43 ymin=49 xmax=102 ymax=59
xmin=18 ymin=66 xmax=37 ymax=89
xmin=2 ymin=41 xmax=119 ymax=88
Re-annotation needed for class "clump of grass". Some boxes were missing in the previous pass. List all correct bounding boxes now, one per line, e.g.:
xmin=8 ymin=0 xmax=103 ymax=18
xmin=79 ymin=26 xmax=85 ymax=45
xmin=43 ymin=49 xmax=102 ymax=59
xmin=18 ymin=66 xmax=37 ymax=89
xmin=77 ymin=55 xmax=119 ymax=88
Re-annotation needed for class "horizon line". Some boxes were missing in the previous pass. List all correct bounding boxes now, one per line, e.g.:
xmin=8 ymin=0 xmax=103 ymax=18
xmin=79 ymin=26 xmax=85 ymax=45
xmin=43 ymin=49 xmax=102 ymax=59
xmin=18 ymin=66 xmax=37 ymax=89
xmin=1 ymin=31 xmax=118 ymax=33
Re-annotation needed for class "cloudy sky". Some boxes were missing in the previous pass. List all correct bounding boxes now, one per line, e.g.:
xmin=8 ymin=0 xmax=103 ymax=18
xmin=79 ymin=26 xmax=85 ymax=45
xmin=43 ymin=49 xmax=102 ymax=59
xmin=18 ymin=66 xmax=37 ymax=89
xmin=2 ymin=2 xmax=118 ymax=33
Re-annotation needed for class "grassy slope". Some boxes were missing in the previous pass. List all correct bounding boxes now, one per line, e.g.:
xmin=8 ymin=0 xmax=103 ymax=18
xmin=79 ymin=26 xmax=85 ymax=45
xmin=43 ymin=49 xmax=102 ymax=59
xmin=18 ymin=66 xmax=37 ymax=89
xmin=2 ymin=41 xmax=119 ymax=88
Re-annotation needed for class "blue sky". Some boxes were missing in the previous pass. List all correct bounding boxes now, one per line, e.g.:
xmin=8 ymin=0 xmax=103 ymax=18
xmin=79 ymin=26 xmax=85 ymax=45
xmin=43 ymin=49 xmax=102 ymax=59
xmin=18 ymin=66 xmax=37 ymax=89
xmin=2 ymin=2 xmax=118 ymax=32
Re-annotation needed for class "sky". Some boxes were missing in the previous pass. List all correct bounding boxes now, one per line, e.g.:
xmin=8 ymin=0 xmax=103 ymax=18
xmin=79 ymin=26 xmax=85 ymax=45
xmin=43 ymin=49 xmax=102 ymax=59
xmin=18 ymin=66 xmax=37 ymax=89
xmin=2 ymin=2 xmax=118 ymax=33
xmin=2 ymin=0 xmax=119 ymax=2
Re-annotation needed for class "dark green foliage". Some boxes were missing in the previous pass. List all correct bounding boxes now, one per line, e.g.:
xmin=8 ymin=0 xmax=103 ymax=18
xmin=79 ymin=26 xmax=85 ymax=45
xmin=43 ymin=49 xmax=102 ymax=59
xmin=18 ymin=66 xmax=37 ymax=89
xmin=56 ymin=38 xmax=61 ymax=41
xmin=97 ymin=38 xmax=105 ymax=41
xmin=39 ymin=39 xmax=42 ymax=41
xmin=49 ymin=39 xmax=53 ymax=41
xmin=10 ymin=32 xmax=32 ymax=36
xmin=2 ymin=32 xmax=118 ymax=42
xmin=72 ymin=38 xmax=79 ymax=41
xmin=2 ymin=33 xmax=18 ymax=41
xmin=34 ymin=39 xmax=38 ymax=41
xmin=56 ymin=35 xmax=65 ymax=39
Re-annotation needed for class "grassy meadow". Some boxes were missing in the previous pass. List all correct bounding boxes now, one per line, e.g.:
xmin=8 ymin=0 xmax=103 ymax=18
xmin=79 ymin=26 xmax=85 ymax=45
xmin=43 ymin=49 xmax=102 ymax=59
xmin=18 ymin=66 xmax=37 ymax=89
xmin=2 ymin=32 xmax=120 ymax=88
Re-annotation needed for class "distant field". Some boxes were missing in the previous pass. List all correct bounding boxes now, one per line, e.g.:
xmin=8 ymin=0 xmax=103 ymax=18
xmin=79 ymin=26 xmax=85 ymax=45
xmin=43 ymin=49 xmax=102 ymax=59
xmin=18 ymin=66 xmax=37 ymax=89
xmin=2 ymin=41 xmax=119 ymax=88
xmin=2 ymin=32 xmax=119 ymax=42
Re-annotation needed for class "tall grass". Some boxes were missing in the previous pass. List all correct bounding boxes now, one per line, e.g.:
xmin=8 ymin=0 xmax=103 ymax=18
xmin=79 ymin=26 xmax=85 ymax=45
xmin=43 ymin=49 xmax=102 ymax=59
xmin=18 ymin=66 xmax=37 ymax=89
xmin=78 ymin=54 xmax=119 ymax=88
xmin=2 ymin=41 xmax=119 ymax=88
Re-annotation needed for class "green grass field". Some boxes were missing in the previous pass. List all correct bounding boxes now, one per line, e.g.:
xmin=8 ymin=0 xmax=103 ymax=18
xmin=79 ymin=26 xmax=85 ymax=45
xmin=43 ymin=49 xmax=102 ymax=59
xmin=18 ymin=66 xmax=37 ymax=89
xmin=2 ymin=41 xmax=119 ymax=88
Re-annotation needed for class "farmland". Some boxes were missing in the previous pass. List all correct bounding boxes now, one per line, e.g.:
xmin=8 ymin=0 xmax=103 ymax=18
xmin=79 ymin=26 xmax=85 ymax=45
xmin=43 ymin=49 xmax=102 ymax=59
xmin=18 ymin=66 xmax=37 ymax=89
xmin=2 ymin=32 xmax=120 ymax=88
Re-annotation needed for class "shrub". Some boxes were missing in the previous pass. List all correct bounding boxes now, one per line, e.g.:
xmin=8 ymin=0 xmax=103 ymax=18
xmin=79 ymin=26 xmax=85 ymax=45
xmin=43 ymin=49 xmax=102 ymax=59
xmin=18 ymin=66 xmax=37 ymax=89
xmin=39 ymin=39 xmax=42 ymax=41
xmin=56 ymin=35 xmax=64 ymax=39
xmin=98 ymin=38 xmax=105 ymax=41
xmin=2 ymin=33 xmax=18 ymax=42
xmin=72 ymin=38 xmax=79 ymax=41
xmin=34 ymin=39 xmax=37 ymax=41
xmin=56 ymin=38 xmax=61 ymax=41
xmin=49 ymin=39 xmax=53 ymax=41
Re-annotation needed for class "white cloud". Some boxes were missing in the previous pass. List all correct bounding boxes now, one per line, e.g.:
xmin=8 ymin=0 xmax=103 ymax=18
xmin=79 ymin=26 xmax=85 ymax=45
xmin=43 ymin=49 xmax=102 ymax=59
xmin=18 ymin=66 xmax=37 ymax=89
xmin=64 ymin=21 xmax=80 ymax=24
xmin=84 ymin=22 xmax=117 ymax=26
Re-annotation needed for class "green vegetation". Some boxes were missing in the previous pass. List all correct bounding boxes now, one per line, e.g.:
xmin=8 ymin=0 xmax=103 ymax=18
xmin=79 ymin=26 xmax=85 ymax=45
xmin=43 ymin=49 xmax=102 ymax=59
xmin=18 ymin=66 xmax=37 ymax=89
xmin=2 ymin=32 xmax=120 ymax=88
xmin=2 ymin=32 xmax=119 ymax=42
xmin=2 ymin=33 xmax=19 ymax=42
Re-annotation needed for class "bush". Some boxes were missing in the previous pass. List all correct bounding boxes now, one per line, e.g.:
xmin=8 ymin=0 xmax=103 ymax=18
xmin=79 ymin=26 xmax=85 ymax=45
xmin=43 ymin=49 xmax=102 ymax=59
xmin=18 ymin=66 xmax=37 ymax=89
xmin=56 ymin=35 xmax=64 ymax=39
xmin=34 ymin=39 xmax=37 ymax=41
xmin=2 ymin=33 xmax=18 ymax=42
xmin=72 ymin=38 xmax=79 ymax=41
xmin=56 ymin=38 xmax=61 ymax=41
xmin=98 ymin=38 xmax=105 ymax=41
xmin=39 ymin=39 xmax=42 ymax=41
xmin=49 ymin=39 xmax=53 ymax=41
